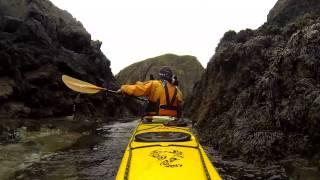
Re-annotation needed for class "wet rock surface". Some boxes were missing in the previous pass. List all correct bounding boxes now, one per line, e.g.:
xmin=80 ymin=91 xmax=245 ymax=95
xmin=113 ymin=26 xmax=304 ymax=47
xmin=186 ymin=0 xmax=320 ymax=166
xmin=0 ymin=0 xmax=138 ymax=119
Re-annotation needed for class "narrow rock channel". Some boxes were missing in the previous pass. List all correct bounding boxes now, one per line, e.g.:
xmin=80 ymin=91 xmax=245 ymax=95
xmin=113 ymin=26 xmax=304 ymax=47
xmin=1 ymin=118 xmax=319 ymax=180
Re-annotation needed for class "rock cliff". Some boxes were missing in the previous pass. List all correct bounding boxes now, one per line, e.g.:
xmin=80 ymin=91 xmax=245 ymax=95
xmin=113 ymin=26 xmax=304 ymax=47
xmin=116 ymin=54 xmax=204 ymax=99
xmin=186 ymin=0 xmax=320 ymax=163
xmin=0 ymin=0 xmax=139 ymax=119
xmin=268 ymin=0 xmax=320 ymax=26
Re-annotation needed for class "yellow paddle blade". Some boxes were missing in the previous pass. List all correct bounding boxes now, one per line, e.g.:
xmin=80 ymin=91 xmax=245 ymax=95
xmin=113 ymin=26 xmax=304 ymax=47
xmin=62 ymin=75 xmax=106 ymax=94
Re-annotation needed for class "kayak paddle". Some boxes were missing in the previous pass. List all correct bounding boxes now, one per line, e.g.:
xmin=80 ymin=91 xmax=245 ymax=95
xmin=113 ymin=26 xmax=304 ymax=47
xmin=62 ymin=75 xmax=147 ymax=101
xmin=62 ymin=75 xmax=118 ymax=94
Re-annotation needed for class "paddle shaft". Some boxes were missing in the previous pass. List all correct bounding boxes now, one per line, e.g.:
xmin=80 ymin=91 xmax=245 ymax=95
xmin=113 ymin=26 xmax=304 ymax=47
xmin=62 ymin=75 xmax=147 ymax=101
xmin=107 ymin=90 xmax=147 ymax=102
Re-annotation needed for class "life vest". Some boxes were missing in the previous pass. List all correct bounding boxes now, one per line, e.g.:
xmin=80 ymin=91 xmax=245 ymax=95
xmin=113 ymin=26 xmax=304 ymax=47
xmin=159 ymin=80 xmax=179 ymax=116
xmin=121 ymin=80 xmax=181 ymax=117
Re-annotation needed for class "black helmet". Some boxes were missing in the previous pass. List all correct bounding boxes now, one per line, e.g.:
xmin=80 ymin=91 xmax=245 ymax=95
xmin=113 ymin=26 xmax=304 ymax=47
xmin=159 ymin=66 xmax=173 ymax=81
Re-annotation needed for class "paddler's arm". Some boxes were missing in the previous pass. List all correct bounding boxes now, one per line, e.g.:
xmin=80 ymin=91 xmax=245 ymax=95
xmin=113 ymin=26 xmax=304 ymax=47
xmin=118 ymin=81 xmax=153 ymax=97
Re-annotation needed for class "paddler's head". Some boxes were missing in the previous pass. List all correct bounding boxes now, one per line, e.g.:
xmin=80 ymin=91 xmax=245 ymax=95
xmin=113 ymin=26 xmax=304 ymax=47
xmin=159 ymin=66 xmax=173 ymax=82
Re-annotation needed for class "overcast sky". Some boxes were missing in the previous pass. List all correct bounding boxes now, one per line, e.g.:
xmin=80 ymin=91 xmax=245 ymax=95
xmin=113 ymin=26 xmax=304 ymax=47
xmin=50 ymin=0 xmax=278 ymax=74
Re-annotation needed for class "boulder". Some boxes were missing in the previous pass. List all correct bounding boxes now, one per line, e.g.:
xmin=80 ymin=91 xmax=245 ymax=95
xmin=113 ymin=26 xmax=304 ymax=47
xmin=116 ymin=54 xmax=204 ymax=99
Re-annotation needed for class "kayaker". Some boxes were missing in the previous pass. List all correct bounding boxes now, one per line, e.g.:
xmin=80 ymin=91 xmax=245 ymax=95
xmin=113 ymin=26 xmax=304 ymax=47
xmin=117 ymin=67 xmax=183 ymax=118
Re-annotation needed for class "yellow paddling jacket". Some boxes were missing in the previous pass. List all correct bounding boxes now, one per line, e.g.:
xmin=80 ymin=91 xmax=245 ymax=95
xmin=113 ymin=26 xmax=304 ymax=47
xmin=121 ymin=80 xmax=183 ymax=117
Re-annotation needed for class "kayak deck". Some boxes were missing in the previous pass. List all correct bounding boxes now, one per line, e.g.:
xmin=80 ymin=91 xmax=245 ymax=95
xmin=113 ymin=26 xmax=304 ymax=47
xmin=116 ymin=117 xmax=221 ymax=180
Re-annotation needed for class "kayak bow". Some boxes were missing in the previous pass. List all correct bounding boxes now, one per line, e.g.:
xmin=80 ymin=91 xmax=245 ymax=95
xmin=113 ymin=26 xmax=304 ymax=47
xmin=116 ymin=116 xmax=221 ymax=180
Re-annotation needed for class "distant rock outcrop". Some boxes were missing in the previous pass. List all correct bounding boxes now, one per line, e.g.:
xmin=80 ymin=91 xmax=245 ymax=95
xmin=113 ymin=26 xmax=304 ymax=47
xmin=116 ymin=54 xmax=204 ymax=99
xmin=0 ymin=0 xmax=139 ymax=119
xmin=186 ymin=0 xmax=320 ymax=163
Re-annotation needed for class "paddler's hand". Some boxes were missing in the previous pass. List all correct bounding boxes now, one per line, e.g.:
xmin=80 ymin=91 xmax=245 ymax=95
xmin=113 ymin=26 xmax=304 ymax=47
xmin=116 ymin=89 xmax=122 ymax=94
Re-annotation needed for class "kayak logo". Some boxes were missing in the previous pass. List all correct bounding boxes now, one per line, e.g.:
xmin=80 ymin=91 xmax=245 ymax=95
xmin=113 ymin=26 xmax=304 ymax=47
xmin=150 ymin=149 xmax=183 ymax=168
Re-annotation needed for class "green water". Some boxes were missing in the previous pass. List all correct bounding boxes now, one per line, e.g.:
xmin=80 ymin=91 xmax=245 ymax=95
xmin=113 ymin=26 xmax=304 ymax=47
xmin=0 ymin=127 xmax=81 ymax=180
xmin=3 ymin=120 xmax=137 ymax=180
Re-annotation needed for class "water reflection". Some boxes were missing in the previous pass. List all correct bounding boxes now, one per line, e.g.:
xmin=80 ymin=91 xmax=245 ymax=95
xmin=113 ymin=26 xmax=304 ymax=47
xmin=6 ymin=120 xmax=137 ymax=180
xmin=0 ymin=127 xmax=81 ymax=180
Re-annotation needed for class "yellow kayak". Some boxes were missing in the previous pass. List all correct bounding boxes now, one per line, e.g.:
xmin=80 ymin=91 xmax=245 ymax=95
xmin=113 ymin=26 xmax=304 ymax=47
xmin=116 ymin=116 xmax=222 ymax=180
